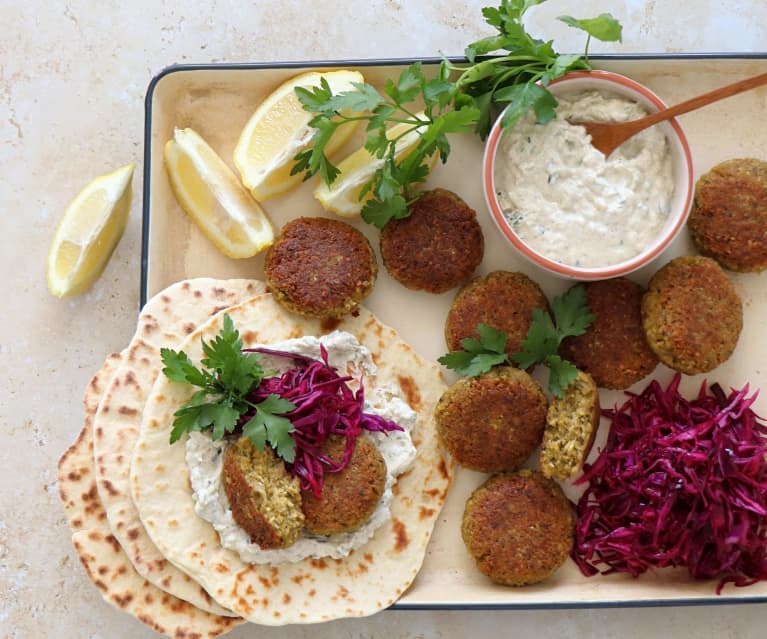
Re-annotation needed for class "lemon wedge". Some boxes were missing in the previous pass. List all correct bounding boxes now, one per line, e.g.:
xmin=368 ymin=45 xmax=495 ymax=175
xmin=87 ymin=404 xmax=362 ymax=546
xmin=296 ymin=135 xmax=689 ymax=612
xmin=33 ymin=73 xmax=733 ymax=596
xmin=233 ymin=69 xmax=364 ymax=201
xmin=46 ymin=163 xmax=134 ymax=298
xmin=164 ymin=127 xmax=275 ymax=259
xmin=314 ymin=116 xmax=435 ymax=218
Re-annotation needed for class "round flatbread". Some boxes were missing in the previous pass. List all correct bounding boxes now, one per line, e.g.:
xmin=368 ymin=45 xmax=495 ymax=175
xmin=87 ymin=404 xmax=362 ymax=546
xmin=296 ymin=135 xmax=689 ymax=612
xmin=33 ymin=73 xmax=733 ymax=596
xmin=92 ymin=278 xmax=265 ymax=616
xmin=59 ymin=353 xmax=122 ymax=533
xmin=130 ymin=294 xmax=453 ymax=625
xmin=57 ymin=352 xmax=243 ymax=638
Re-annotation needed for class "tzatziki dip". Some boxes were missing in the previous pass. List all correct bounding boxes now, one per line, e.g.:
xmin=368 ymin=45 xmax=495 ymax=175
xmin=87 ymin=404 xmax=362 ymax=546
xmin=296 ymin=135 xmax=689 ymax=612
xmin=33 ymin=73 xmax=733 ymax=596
xmin=494 ymin=89 xmax=674 ymax=268
xmin=185 ymin=330 xmax=417 ymax=565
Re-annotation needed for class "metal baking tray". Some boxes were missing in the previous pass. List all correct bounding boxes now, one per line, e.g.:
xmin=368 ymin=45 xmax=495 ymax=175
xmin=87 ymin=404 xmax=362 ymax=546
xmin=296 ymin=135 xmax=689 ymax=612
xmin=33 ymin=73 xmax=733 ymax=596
xmin=141 ymin=54 xmax=767 ymax=609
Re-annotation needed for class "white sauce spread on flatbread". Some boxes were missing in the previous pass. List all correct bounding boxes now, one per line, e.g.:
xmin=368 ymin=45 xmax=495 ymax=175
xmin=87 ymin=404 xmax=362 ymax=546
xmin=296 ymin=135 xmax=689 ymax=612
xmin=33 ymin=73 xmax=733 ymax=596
xmin=185 ymin=330 xmax=417 ymax=564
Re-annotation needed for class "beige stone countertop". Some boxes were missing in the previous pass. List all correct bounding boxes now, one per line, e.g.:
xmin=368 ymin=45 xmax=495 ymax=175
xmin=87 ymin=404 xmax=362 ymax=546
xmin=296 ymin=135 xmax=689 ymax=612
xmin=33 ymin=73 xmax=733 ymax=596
xmin=3 ymin=1 xmax=767 ymax=637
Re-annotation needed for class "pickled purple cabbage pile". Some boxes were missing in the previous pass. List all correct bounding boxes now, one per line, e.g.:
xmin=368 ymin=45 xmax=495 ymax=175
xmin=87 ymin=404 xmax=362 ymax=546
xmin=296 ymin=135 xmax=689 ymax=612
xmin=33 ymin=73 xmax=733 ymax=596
xmin=573 ymin=374 xmax=767 ymax=592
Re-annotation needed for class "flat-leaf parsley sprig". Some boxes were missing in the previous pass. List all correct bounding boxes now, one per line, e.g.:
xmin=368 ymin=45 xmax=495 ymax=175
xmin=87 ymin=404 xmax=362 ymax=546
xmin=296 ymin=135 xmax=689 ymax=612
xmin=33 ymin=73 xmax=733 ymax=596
xmin=453 ymin=2 xmax=623 ymax=138
xmin=293 ymin=62 xmax=479 ymax=229
xmin=437 ymin=323 xmax=511 ymax=378
xmin=438 ymin=285 xmax=595 ymax=396
xmin=160 ymin=314 xmax=296 ymax=461
xmin=292 ymin=0 xmax=622 ymax=228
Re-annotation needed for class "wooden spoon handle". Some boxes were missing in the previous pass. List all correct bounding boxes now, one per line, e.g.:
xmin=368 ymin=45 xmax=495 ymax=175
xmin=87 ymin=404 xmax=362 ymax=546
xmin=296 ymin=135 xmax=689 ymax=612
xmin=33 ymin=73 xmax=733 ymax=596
xmin=638 ymin=70 xmax=767 ymax=128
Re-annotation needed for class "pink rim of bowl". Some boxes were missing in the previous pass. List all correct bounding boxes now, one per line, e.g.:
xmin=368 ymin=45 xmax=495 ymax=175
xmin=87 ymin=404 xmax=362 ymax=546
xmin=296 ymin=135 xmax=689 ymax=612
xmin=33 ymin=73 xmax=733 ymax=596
xmin=482 ymin=70 xmax=695 ymax=280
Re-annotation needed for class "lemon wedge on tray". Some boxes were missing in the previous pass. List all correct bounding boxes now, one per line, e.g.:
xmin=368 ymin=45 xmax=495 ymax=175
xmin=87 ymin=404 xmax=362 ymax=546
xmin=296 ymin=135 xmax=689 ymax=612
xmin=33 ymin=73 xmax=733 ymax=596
xmin=314 ymin=115 xmax=435 ymax=218
xmin=233 ymin=69 xmax=364 ymax=201
xmin=46 ymin=163 xmax=134 ymax=298
xmin=164 ymin=127 xmax=275 ymax=259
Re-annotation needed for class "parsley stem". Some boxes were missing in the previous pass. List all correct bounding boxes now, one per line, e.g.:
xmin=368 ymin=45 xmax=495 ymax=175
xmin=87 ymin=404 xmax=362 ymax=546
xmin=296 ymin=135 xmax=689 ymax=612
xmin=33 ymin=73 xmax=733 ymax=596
xmin=332 ymin=112 xmax=425 ymax=127
xmin=492 ymin=65 xmax=544 ymax=90
xmin=453 ymin=55 xmax=543 ymax=87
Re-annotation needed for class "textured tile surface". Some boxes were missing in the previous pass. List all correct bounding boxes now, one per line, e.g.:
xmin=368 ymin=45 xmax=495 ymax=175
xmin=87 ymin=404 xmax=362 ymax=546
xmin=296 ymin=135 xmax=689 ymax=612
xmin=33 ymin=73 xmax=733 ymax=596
xmin=2 ymin=1 xmax=766 ymax=638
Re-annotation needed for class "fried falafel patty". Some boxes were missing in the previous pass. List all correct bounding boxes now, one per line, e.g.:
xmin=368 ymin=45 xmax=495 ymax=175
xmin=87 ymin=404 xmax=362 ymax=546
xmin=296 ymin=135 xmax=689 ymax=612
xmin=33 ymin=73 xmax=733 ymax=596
xmin=434 ymin=367 xmax=547 ymax=473
xmin=222 ymin=436 xmax=305 ymax=549
xmin=461 ymin=470 xmax=574 ymax=586
xmin=642 ymin=255 xmax=743 ymax=375
xmin=559 ymin=278 xmax=658 ymax=389
xmin=301 ymin=436 xmax=387 ymax=536
xmin=539 ymin=370 xmax=600 ymax=480
xmin=264 ymin=217 xmax=377 ymax=319
xmin=687 ymin=158 xmax=767 ymax=272
xmin=444 ymin=271 xmax=550 ymax=357
xmin=380 ymin=188 xmax=484 ymax=293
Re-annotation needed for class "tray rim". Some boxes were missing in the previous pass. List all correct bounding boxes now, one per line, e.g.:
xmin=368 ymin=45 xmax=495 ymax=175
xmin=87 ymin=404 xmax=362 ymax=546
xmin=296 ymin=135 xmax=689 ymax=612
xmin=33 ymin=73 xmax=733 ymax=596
xmin=140 ymin=52 xmax=767 ymax=610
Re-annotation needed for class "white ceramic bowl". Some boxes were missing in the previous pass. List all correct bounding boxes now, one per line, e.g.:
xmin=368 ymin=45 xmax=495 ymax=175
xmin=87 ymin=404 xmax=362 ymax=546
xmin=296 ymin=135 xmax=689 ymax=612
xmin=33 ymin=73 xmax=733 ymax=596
xmin=482 ymin=70 xmax=694 ymax=280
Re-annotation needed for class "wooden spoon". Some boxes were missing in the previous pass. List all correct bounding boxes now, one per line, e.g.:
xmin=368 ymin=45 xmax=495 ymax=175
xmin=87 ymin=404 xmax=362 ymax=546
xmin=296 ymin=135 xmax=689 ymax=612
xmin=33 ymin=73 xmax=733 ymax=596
xmin=573 ymin=70 xmax=767 ymax=156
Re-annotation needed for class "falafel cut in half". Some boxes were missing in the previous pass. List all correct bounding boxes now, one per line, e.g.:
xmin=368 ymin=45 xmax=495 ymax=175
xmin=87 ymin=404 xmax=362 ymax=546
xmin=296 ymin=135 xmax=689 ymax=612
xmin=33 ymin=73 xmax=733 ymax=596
xmin=539 ymin=370 xmax=600 ymax=480
xmin=687 ymin=158 xmax=767 ymax=272
xmin=301 ymin=435 xmax=387 ymax=536
xmin=264 ymin=216 xmax=378 ymax=319
xmin=380 ymin=188 xmax=484 ymax=293
xmin=641 ymin=255 xmax=743 ymax=375
xmin=434 ymin=367 xmax=547 ymax=473
xmin=444 ymin=271 xmax=550 ymax=358
xmin=461 ymin=470 xmax=574 ymax=587
xmin=222 ymin=436 xmax=305 ymax=550
xmin=559 ymin=278 xmax=658 ymax=389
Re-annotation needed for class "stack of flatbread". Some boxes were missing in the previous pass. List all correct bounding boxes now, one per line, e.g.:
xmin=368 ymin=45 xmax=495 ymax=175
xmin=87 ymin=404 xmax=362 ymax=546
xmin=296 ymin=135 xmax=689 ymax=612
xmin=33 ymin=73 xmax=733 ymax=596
xmin=58 ymin=278 xmax=452 ymax=637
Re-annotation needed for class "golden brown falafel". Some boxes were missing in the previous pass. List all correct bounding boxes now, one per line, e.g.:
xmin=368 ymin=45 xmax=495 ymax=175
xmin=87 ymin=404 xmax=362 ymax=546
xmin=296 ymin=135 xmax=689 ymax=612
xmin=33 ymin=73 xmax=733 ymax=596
xmin=641 ymin=255 xmax=743 ymax=375
xmin=461 ymin=470 xmax=574 ymax=586
xmin=434 ymin=366 xmax=547 ymax=473
xmin=222 ymin=436 xmax=305 ymax=549
xmin=444 ymin=271 xmax=550 ymax=358
xmin=539 ymin=370 xmax=600 ymax=480
xmin=559 ymin=279 xmax=658 ymax=389
xmin=687 ymin=158 xmax=767 ymax=272
xmin=264 ymin=216 xmax=377 ymax=319
xmin=380 ymin=188 xmax=484 ymax=293
xmin=301 ymin=436 xmax=387 ymax=536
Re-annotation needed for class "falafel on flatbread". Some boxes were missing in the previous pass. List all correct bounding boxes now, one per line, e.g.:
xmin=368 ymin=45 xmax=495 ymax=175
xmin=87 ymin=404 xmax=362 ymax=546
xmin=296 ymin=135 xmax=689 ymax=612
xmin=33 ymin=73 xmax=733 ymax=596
xmin=91 ymin=278 xmax=265 ymax=615
xmin=130 ymin=293 xmax=453 ymax=626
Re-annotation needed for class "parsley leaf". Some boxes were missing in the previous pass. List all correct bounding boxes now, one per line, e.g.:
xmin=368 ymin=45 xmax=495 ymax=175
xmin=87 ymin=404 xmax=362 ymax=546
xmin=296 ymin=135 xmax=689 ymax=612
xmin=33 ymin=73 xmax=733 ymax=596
xmin=160 ymin=348 xmax=208 ymax=387
xmin=551 ymin=284 xmax=596 ymax=339
xmin=439 ymin=286 xmax=594 ymax=397
xmin=438 ymin=322 xmax=510 ymax=377
xmin=242 ymin=394 xmax=296 ymax=463
xmin=495 ymin=83 xmax=559 ymax=130
xmin=160 ymin=314 xmax=297 ymax=461
xmin=559 ymin=13 xmax=623 ymax=47
xmin=544 ymin=354 xmax=580 ymax=398
xmin=514 ymin=308 xmax=560 ymax=365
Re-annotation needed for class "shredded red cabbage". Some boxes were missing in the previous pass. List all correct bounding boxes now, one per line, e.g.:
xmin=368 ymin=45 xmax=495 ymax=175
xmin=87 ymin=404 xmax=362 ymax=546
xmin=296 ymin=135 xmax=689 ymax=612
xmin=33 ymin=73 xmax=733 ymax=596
xmin=242 ymin=345 xmax=402 ymax=498
xmin=573 ymin=373 xmax=767 ymax=593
